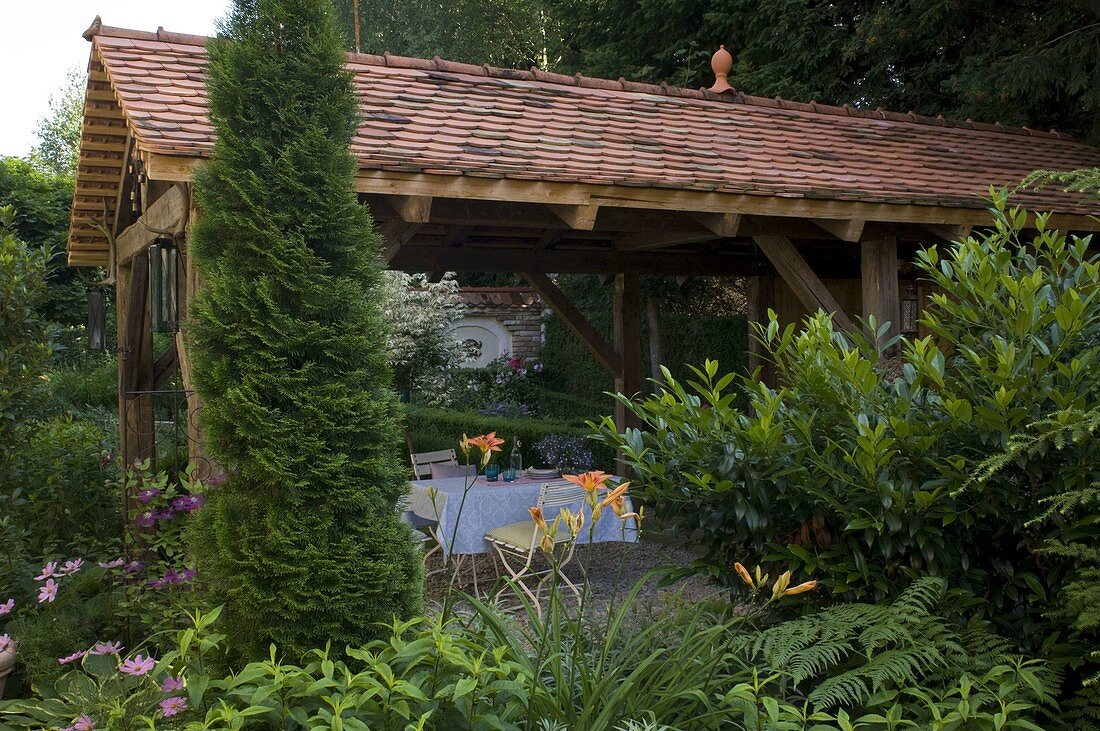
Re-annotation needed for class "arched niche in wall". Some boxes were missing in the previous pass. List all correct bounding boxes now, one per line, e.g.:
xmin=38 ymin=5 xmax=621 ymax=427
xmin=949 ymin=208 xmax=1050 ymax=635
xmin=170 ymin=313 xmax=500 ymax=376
xmin=450 ymin=316 xmax=512 ymax=368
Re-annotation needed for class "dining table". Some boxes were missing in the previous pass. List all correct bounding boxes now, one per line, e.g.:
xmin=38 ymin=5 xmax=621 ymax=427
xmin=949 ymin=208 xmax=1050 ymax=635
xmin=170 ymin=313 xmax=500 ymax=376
xmin=406 ymin=473 xmax=638 ymax=556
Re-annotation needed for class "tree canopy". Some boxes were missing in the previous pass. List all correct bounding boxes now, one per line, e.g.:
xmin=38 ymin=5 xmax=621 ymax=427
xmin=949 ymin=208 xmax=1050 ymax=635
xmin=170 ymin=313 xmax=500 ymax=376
xmin=341 ymin=0 xmax=1100 ymax=143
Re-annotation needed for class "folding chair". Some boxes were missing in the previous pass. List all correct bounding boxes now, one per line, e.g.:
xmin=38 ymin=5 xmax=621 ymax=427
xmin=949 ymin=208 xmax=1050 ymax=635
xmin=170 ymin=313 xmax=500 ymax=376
xmin=410 ymin=449 xmax=458 ymax=479
xmin=430 ymin=463 xmax=477 ymax=479
xmin=484 ymin=479 xmax=588 ymax=611
xmin=399 ymin=488 xmax=447 ymax=567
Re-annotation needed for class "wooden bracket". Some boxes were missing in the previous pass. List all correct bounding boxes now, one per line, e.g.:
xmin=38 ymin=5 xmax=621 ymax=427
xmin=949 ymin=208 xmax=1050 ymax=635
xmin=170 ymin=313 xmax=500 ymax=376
xmin=615 ymin=230 xmax=721 ymax=252
xmin=116 ymin=185 xmax=189 ymax=265
xmin=392 ymin=195 xmax=433 ymax=223
xmin=812 ymin=218 xmax=866 ymax=242
xmin=753 ymin=235 xmax=856 ymax=332
xmin=522 ymin=271 xmax=619 ymax=376
xmin=152 ymin=342 xmax=179 ymax=390
xmin=920 ymin=224 xmax=972 ymax=243
xmin=546 ymin=204 xmax=599 ymax=230
xmin=690 ymin=211 xmax=742 ymax=237
xmin=381 ymin=221 xmax=422 ymax=261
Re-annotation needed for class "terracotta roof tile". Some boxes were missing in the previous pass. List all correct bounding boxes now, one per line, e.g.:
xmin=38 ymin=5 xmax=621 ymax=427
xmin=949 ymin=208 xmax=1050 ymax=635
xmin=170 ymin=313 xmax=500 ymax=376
xmin=85 ymin=23 xmax=1100 ymax=214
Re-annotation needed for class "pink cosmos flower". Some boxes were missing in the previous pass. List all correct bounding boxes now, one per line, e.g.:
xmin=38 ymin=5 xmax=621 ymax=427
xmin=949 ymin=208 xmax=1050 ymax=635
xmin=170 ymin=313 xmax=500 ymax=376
xmin=98 ymin=558 xmax=125 ymax=569
xmin=60 ymin=558 xmax=84 ymax=575
xmin=119 ymin=654 xmax=155 ymax=676
xmin=35 ymin=562 xmax=58 ymax=581
xmin=161 ymin=675 xmax=185 ymax=692
xmin=90 ymin=640 xmax=123 ymax=655
xmin=58 ymin=650 xmax=87 ymax=665
xmin=74 ymin=716 xmax=96 ymax=731
xmin=159 ymin=697 xmax=188 ymax=717
xmin=0 ymin=598 xmax=13 ymax=615
xmin=0 ymin=634 xmax=12 ymax=653
xmin=38 ymin=579 xmax=58 ymax=603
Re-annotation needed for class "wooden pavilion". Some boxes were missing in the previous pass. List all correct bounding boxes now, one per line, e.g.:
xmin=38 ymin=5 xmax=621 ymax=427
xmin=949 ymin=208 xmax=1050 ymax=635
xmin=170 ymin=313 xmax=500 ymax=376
xmin=67 ymin=19 xmax=1100 ymax=471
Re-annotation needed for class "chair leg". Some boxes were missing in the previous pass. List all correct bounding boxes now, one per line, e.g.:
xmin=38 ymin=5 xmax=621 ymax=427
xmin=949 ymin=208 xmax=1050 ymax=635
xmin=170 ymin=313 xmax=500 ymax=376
xmin=490 ymin=542 xmax=542 ymax=614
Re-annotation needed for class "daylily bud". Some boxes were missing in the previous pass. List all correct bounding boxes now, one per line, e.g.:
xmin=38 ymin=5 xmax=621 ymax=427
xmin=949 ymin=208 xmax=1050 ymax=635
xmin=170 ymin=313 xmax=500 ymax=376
xmin=540 ymin=534 xmax=556 ymax=554
xmin=734 ymin=562 xmax=754 ymax=588
xmin=785 ymin=580 xmax=818 ymax=596
xmin=592 ymin=503 xmax=603 ymax=522
xmin=459 ymin=433 xmax=470 ymax=457
xmin=771 ymin=571 xmax=792 ymax=601
xmin=529 ymin=506 xmax=547 ymax=532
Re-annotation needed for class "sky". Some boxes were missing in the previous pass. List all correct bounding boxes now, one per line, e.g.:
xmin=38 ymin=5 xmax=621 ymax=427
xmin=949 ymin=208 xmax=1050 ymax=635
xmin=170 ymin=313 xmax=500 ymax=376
xmin=0 ymin=0 xmax=232 ymax=157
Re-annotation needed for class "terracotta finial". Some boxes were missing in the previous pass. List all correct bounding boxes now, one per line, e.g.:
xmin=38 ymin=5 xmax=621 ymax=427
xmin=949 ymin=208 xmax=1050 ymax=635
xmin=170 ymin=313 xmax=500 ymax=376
xmin=83 ymin=15 xmax=103 ymax=41
xmin=709 ymin=45 xmax=733 ymax=93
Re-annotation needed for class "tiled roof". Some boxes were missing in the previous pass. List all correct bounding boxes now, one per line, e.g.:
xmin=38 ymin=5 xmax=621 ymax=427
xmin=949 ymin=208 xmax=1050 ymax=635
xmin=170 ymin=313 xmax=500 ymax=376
xmin=457 ymin=287 xmax=540 ymax=310
xmin=88 ymin=23 xmax=1100 ymax=215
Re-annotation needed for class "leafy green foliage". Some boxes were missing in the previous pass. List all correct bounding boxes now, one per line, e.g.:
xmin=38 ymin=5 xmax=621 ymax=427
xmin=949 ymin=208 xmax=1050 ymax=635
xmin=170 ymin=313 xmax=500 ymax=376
xmin=548 ymin=0 xmax=1100 ymax=142
xmin=186 ymin=0 xmax=422 ymax=662
xmin=29 ymin=69 xmax=85 ymax=180
xmin=594 ymin=195 xmax=1100 ymax=664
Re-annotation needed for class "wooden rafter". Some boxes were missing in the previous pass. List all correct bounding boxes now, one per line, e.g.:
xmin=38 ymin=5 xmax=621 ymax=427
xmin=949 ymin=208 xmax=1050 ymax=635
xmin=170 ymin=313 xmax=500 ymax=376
xmin=615 ymin=229 xmax=721 ymax=252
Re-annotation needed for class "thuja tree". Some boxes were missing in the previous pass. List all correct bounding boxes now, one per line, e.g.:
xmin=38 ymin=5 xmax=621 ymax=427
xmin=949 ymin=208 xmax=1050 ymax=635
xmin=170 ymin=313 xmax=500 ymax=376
xmin=187 ymin=0 xmax=422 ymax=661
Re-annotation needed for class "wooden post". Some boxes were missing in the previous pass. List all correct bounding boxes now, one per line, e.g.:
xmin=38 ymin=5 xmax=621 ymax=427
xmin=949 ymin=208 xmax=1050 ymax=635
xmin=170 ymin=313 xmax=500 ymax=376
xmin=646 ymin=293 xmax=664 ymax=390
xmin=177 ymin=190 xmax=212 ymax=478
xmin=613 ymin=272 xmax=643 ymax=431
xmin=119 ymin=254 xmax=156 ymax=472
xmin=745 ymin=275 xmax=776 ymax=386
xmin=861 ymin=236 xmax=901 ymax=354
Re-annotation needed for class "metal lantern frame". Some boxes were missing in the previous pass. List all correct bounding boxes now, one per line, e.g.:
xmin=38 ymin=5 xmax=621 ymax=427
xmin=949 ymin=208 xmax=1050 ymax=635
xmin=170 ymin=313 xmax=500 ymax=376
xmin=86 ymin=285 xmax=109 ymax=351
xmin=149 ymin=237 xmax=180 ymax=333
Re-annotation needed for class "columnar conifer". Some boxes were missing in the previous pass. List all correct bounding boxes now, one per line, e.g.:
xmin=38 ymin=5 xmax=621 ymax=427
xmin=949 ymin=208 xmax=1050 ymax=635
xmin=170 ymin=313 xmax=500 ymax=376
xmin=187 ymin=0 xmax=422 ymax=661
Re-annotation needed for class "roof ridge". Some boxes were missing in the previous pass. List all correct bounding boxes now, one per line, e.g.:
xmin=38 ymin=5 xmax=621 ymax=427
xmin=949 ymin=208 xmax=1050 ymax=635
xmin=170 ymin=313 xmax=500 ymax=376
xmin=85 ymin=18 xmax=1073 ymax=142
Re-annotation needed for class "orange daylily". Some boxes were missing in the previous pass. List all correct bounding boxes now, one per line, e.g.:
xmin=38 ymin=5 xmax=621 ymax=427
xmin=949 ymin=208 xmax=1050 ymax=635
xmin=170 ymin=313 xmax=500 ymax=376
xmin=529 ymin=506 xmax=548 ymax=532
xmin=733 ymin=562 xmax=755 ymax=588
xmin=466 ymin=432 xmax=505 ymax=454
xmin=785 ymin=580 xmax=818 ymax=596
xmin=598 ymin=481 xmax=630 ymax=508
xmin=563 ymin=470 xmax=611 ymax=493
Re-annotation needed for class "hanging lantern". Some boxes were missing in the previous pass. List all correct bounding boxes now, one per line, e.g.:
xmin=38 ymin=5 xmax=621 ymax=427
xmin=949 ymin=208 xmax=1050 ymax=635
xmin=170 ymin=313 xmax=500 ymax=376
xmin=149 ymin=238 xmax=179 ymax=333
xmin=87 ymin=286 xmax=108 ymax=351
xmin=900 ymin=281 xmax=919 ymax=334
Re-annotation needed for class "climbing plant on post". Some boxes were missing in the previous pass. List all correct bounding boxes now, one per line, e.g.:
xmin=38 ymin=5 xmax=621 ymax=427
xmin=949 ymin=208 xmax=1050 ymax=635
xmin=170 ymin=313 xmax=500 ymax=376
xmin=187 ymin=0 xmax=422 ymax=662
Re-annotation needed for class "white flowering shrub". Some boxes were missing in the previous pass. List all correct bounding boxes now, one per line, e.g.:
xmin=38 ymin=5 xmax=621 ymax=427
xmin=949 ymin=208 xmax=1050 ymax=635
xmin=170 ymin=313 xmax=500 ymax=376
xmin=379 ymin=272 xmax=472 ymax=405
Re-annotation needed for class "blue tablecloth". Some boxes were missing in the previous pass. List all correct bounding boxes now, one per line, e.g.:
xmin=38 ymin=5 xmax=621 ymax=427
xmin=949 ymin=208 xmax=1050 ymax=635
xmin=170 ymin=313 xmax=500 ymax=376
xmin=408 ymin=475 xmax=638 ymax=556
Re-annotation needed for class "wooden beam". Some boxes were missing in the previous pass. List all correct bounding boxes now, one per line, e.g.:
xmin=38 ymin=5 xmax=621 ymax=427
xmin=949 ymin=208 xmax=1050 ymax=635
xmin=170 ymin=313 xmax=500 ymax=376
xmin=116 ymin=185 xmax=188 ymax=264
xmin=613 ymin=272 xmax=643 ymax=432
xmin=523 ymin=272 xmax=619 ymax=377
xmin=615 ymin=230 xmax=722 ymax=252
xmin=753 ymin=235 xmax=856 ymax=332
xmin=442 ymin=226 xmax=471 ymax=247
xmin=813 ymin=218 xmax=866 ymax=242
xmin=146 ymin=155 xmax=1100 ymax=232
xmin=547 ymin=204 xmax=599 ymax=230
xmin=392 ymin=195 xmax=433 ymax=223
xmin=691 ymin=212 xmax=742 ymax=237
xmin=390 ymin=243 xmax=762 ymax=276
xmin=861 ymin=236 xmax=901 ymax=352
xmin=119 ymin=254 xmax=156 ymax=470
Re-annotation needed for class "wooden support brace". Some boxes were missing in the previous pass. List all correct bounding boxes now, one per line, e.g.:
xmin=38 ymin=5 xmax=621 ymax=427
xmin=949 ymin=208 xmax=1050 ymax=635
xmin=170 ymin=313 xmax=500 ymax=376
xmin=753 ymin=234 xmax=856 ymax=332
xmin=920 ymin=224 xmax=972 ymax=243
xmin=392 ymin=195 xmax=433 ymax=223
xmin=813 ymin=217 xmax=866 ymax=242
xmin=690 ymin=211 xmax=742 ymax=237
xmin=547 ymin=203 xmax=599 ymax=230
xmin=381 ymin=221 xmax=422 ymax=261
xmin=522 ymin=271 xmax=619 ymax=377
xmin=152 ymin=342 xmax=179 ymax=390
xmin=116 ymin=184 xmax=188 ymax=264
xmin=615 ymin=230 xmax=721 ymax=252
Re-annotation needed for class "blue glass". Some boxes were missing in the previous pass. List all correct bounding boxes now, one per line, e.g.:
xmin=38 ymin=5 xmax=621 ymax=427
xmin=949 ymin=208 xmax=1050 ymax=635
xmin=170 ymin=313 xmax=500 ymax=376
xmin=502 ymin=467 xmax=518 ymax=482
xmin=485 ymin=463 xmax=500 ymax=482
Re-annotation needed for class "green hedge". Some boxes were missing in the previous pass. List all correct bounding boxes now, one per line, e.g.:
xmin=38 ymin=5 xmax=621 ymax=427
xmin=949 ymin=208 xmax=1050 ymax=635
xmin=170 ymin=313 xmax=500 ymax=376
xmin=403 ymin=405 xmax=615 ymax=472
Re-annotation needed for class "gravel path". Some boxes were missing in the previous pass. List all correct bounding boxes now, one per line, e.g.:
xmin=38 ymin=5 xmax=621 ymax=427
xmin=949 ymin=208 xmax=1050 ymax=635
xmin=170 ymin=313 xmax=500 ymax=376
xmin=424 ymin=536 xmax=720 ymax=609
